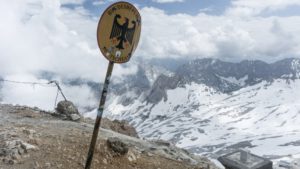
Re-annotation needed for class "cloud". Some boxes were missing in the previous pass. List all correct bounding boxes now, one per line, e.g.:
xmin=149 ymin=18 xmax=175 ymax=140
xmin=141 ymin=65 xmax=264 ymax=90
xmin=60 ymin=0 xmax=85 ymax=5
xmin=198 ymin=7 xmax=214 ymax=13
xmin=1 ymin=0 xmax=300 ymax=75
xmin=92 ymin=0 xmax=116 ymax=6
xmin=226 ymin=0 xmax=300 ymax=17
xmin=152 ymin=0 xmax=185 ymax=3
xmin=0 ymin=0 xmax=137 ymax=110
xmin=137 ymin=8 xmax=217 ymax=59
xmin=0 ymin=0 xmax=137 ymax=81
xmin=137 ymin=7 xmax=300 ymax=61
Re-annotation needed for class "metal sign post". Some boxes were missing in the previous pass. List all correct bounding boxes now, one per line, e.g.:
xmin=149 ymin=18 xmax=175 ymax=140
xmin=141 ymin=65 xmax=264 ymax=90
xmin=85 ymin=61 xmax=114 ymax=169
xmin=85 ymin=1 xmax=141 ymax=169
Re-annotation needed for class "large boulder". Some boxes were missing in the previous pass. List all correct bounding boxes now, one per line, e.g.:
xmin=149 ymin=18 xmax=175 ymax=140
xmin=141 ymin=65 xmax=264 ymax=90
xmin=56 ymin=101 xmax=79 ymax=115
xmin=56 ymin=101 xmax=81 ymax=121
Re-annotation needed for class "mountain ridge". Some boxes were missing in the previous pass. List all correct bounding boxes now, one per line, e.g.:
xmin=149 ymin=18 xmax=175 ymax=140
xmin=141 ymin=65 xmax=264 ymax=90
xmin=146 ymin=58 xmax=300 ymax=104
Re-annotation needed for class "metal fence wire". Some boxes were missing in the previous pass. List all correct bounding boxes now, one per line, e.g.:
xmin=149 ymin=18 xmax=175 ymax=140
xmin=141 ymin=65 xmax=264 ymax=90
xmin=0 ymin=79 xmax=67 ymax=109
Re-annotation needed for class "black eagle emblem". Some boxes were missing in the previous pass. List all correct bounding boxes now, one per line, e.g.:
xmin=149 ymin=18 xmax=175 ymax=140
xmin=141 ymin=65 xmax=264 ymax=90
xmin=110 ymin=14 xmax=136 ymax=50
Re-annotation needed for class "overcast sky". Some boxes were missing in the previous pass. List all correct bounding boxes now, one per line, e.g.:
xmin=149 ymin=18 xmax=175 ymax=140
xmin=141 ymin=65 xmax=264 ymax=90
xmin=1 ymin=0 xmax=300 ymax=110
xmin=1 ymin=0 xmax=300 ymax=78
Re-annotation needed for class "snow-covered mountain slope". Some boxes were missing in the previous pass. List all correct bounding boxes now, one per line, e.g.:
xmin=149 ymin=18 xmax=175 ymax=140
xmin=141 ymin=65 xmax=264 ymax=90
xmin=86 ymin=58 xmax=300 ymax=166
xmin=104 ymin=79 xmax=300 ymax=158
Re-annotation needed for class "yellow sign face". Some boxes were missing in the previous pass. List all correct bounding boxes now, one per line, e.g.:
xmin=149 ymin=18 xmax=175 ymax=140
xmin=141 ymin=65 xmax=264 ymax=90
xmin=97 ymin=1 xmax=141 ymax=63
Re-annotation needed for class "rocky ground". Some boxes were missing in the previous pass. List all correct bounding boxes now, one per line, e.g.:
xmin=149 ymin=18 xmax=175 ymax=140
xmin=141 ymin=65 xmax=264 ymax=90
xmin=0 ymin=104 xmax=219 ymax=169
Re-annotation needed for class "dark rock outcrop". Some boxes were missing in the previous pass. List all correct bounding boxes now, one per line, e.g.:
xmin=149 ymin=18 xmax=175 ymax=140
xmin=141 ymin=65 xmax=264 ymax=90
xmin=56 ymin=100 xmax=81 ymax=121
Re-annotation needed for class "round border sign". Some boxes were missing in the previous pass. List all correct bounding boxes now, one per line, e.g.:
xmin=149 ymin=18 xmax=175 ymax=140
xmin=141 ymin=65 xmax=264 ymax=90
xmin=97 ymin=1 xmax=141 ymax=63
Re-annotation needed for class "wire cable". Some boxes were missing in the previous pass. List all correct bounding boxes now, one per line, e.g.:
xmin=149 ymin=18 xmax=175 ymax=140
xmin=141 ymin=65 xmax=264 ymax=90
xmin=0 ymin=79 xmax=56 ymax=87
xmin=0 ymin=78 xmax=68 ymax=109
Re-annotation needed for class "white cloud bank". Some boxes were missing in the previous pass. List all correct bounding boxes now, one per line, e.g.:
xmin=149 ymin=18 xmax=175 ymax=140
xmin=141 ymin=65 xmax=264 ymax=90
xmin=0 ymin=0 xmax=137 ymax=110
xmin=0 ymin=0 xmax=140 ymax=80
xmin=1 ymin=0 xmax=299 ymax=77
xmin=137 ymin=7 xmax=300 ymax=61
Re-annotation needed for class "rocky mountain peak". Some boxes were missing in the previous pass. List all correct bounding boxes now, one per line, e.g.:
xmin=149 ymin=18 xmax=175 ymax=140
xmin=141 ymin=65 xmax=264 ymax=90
xmin=144 ymin=58 xmax=300 ymax=104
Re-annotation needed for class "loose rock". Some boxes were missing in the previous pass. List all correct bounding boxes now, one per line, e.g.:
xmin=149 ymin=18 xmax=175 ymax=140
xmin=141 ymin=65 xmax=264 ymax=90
xmin=70 ymin=114 xmax=81 ymax=121
xmin=0 ymin=134 xmax=38 ymax=165
xmin=127 ymin=150 xmax=137 ymax=162
xmin=107 ymin=137 xmax=128 ymax=156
